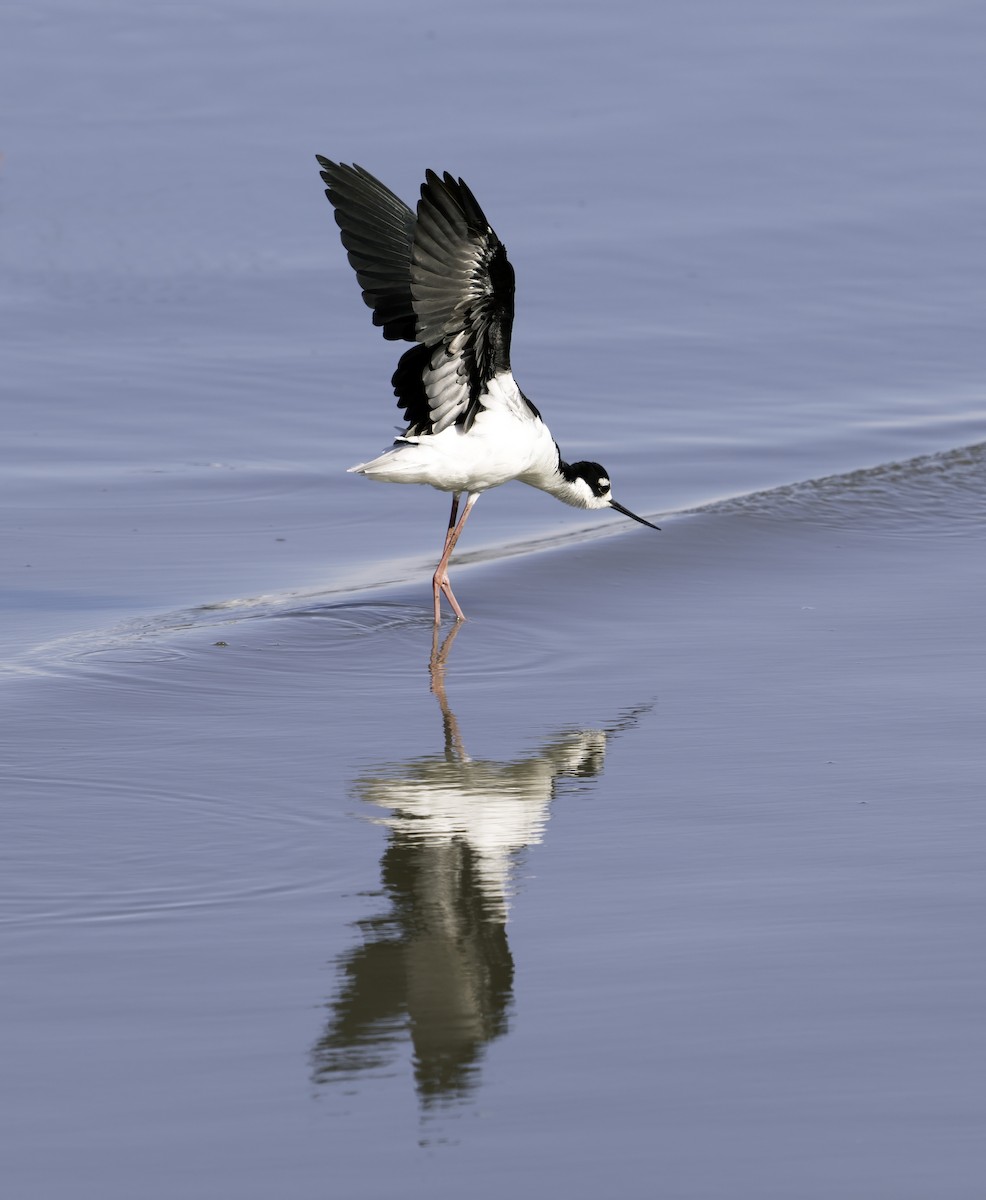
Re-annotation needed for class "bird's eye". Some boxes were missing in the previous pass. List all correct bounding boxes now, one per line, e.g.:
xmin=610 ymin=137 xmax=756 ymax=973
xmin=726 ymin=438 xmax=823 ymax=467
xmin=598 ymin=478 xmax=610 ymax=491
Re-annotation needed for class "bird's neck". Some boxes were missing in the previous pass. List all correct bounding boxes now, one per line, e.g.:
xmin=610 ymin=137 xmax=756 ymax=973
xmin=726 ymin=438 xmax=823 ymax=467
xmin=531 ymin=458 xmax=593 ymax=510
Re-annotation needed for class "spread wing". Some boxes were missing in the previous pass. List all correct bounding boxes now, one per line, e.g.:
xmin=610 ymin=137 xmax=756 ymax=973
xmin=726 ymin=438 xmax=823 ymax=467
xmin=317 ymin=158 xmax=417 ymax=342
xmin=318 ymin=160 xmax=519 ymax=435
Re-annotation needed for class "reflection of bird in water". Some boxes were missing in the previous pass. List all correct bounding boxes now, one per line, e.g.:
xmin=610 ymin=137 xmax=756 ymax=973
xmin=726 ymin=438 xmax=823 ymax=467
xmin=362 ymin=627 xmax=610 ymax=922
xmin=312 ymin=627 xmax=649 ymax=1109
xmin=317 ymin=159 xmax=659 ymax=623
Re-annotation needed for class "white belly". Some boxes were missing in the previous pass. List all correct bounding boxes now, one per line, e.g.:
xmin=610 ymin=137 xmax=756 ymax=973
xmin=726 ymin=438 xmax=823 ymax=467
xmin=349 ymin=378 xmax=559 ymax=495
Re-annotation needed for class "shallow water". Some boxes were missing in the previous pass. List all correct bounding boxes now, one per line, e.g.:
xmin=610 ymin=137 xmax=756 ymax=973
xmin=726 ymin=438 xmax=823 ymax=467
xmin=6 ymin=451 xmax=985 ymax=1198
xmin=4 ymin=1 xmax=986 ymax=1197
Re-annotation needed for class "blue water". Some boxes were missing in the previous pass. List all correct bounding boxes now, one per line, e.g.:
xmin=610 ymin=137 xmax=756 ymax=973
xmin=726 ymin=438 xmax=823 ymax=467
xmin=3 ymin=2 xmax=986 ymax=1197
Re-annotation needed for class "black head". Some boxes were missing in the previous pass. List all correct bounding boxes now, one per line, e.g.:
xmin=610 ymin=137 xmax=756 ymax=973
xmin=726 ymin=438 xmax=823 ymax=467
xmin=563 ymin=461 xmax=660 ymax=529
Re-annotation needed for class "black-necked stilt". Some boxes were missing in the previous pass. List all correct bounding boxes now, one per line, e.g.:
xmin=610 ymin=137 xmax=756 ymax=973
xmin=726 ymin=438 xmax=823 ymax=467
xmin=317 ymin=159 xmax=659 ymax=623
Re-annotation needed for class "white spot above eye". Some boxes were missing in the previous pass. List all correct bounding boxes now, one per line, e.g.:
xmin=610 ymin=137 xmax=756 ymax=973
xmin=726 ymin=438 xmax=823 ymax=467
xmin=598 ymin=478 xmax=610 ymax=489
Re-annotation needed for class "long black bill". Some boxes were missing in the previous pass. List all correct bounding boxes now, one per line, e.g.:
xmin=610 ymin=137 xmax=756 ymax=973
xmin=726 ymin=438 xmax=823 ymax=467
xmin=609 ymin=500 xmax=661 ymax=531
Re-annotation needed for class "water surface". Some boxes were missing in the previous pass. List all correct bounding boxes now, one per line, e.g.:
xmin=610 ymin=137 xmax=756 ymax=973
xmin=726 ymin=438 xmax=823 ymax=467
xmin=3 ymin=1 xmax=986 ymax=1197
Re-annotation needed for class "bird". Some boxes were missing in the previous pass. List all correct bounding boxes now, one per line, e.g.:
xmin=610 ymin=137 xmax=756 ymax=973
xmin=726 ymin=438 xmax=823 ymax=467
xmin=316 ymin=158 xmax=659 ymax=623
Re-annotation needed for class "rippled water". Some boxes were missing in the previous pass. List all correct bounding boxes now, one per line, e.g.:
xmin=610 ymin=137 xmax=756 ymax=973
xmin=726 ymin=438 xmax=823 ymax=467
xmin=705 ymin=441 xmax=986 ymax=535
xmin=4 ymin=0 xmax=986 ymax=1197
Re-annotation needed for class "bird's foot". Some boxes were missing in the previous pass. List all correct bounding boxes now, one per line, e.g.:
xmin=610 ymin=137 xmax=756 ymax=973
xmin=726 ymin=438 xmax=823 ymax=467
xmin=433 ymin=573 xmax=466 ymax=623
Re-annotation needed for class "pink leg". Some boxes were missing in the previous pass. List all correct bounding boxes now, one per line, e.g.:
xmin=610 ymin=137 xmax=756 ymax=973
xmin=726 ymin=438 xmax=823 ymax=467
xmin=432 ymin=492 xmax=479 ymax=623
xmin=433 ymin=494 xmax=460 ymax=624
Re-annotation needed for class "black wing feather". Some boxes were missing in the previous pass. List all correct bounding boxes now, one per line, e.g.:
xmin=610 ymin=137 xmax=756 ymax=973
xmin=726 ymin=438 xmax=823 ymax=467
xmin=390 ymin=343 xmax=432 ymax=433
xmin=409 ymin=170 xmax=515 ymax=431
xmin=317 ymin=158 xmax=416 ymax=342
xmin=318 ymin=160 xmax=519 ymax=434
